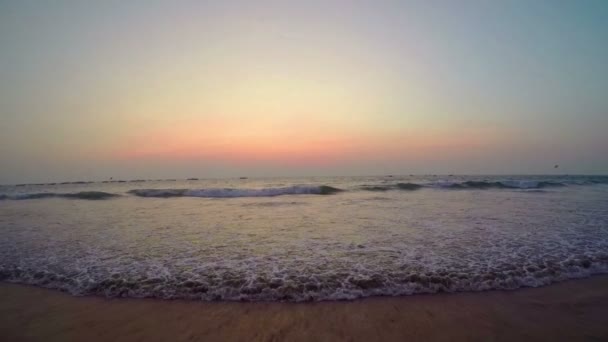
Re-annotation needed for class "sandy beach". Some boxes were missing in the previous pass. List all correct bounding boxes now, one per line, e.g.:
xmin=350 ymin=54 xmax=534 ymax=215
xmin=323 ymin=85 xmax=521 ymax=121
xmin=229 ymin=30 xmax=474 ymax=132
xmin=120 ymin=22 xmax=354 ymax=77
xmin=1 ymin=276 xmax=607 ymax=342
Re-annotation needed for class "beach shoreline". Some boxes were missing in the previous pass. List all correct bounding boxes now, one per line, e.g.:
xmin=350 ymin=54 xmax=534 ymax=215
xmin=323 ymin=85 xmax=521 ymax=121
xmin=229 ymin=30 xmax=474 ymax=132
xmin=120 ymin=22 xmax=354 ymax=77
xmin=2 ymin=276 xmax=608 ymax=341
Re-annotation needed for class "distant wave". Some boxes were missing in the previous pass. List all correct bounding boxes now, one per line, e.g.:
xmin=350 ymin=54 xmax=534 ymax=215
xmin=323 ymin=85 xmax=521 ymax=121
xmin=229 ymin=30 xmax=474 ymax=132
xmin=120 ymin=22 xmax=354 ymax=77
xmin=434 ymin=180 xmax=566 ymax=190
xmin=360 ymin=183 xmax=422 ymax=191
xmin=360 ymin=185 xmax=392 ymax=192
xmin=2 ymin=178 xmax=606 ymax=201
xmin=129 ymin=185 xmax=343 ymax=198
xmin=359 ymin=180 xmax=567 ymax=191
xmin=0 ymin=191 xmax=119 ymax=200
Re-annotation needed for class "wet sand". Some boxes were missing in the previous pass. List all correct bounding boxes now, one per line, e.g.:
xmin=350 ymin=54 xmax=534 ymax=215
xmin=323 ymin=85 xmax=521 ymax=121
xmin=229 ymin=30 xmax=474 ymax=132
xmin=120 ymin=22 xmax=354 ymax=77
xmin=1 ymin=276 xmax=608 ymax=341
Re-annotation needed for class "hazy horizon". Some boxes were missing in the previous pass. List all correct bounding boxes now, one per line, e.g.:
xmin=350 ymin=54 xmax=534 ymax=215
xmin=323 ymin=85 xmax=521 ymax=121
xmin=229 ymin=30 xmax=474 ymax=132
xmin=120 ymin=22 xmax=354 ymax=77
xmin=5 ymin=172 xmax=608 ymax=187
xmin=2 ymin=1 xmax=607 ymax=184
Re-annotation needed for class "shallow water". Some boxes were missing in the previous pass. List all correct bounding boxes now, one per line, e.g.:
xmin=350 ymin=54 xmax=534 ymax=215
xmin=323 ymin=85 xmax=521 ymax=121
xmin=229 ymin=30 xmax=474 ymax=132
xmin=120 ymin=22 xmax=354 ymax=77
xmin=1 ymin=175 xmax=608 ymax=301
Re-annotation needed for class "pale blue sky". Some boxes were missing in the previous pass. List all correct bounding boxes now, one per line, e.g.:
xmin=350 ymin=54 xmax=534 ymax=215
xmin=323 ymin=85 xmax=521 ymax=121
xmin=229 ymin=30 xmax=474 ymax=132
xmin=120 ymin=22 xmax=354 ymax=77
xmin=1 ymin=1 xmax=607 ymax=183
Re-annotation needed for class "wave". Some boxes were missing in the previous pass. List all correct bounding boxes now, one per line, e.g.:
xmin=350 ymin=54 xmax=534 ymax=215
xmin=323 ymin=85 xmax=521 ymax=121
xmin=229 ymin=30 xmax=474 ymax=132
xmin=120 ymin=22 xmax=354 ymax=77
xmin=357 ymin=179 xmax=581 ymax=192
xmin=1 ymin=191 xmax=120 ymax=200
xmin=1 ymin=179 xmax=603 ymax=201
xmin=360 ymin=183 xmax=423 ymax=191
xmin=360 ymin=185 xmax=392 ymax=192
xmin=61 ymin=191 xmax=121 ymax=200
xmin=396 ymin=182 xmax=423 ymax=190
xmin=434 ymin=180 xmax=567 ymax=190
xmin=15 ymin=183 xmax=58 ymax=187
xmin=129 ymin=185 xmax=343 ymax=198
xmin=1 ymin=187 xmax=343 ymax=201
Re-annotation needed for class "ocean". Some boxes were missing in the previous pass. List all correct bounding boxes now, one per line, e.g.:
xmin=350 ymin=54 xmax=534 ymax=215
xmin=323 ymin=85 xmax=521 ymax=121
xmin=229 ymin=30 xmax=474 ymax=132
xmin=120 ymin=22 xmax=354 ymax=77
xmin=1 ymin=175 xmax=607 ymax=301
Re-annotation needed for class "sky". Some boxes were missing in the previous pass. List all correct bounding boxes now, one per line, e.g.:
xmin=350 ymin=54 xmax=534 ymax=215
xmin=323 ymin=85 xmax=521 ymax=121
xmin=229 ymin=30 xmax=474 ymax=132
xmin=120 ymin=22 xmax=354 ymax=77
xmin=1 ymin=0 xmax=607 ymax=183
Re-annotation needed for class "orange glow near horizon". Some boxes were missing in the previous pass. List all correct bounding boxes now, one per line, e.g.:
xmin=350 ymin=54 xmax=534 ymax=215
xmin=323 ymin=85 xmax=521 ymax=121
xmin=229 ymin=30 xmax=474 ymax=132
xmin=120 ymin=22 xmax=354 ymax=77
xmin=105 ymin=117 xmax=505 ymax=167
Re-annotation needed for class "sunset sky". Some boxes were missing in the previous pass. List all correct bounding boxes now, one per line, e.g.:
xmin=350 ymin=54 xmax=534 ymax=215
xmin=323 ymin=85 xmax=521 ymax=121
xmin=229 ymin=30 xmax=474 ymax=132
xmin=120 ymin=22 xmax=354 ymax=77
xmin=1 ymin=1 xmax=607 ymax=183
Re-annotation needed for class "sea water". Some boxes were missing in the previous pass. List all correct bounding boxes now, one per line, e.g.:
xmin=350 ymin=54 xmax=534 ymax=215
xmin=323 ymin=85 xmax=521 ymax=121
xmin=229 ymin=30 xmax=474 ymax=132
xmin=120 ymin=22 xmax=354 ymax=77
xmin=1 ymin=175 xmax=607 ymax=301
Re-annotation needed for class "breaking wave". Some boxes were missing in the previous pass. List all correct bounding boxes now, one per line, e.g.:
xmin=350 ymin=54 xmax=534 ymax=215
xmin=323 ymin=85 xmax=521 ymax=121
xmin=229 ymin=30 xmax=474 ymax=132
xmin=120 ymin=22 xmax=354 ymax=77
xmin=0 ymin=191 xmax=120 ymax=200
xmin=128 ymin=185 xmax=343 ymax=198
xmin=2 ymin=254 xmax=607 ymax=302
xmin=434 ymin=180 xmax=566 ymax=189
